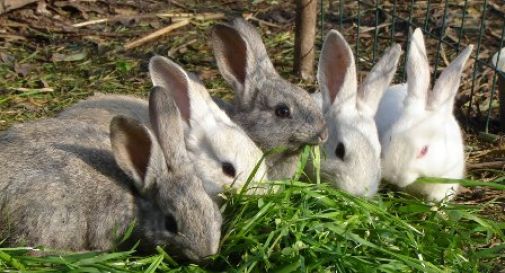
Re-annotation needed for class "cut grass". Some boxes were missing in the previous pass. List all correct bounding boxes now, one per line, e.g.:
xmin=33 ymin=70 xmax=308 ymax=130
xmin=0 ymin=171 xmax=503 ymax=272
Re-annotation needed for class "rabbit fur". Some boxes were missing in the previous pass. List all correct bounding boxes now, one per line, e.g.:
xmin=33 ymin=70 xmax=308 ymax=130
xmin=211 ymin=17 xmax=328 ymax=179
xmin=60 ymin=57 xmax=268 ymax=198
xmin=310 ymin=30 xmax=402 ymax=196
xmin=149 ymin=56 xmax=268 ymax=197
xmin=0 ymin=87 xmax=222 ymax=262
xmin=375 ymin=28 xmax=473 ymax=201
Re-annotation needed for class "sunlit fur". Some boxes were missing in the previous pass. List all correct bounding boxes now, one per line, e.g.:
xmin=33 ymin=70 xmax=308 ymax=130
xmin=311 ymin=30 xmax=401 ymax=197
xmin=376 ymin=29 xmax=473 ymax=201
xmin=149 ymin=56 xmax=268 ymax=198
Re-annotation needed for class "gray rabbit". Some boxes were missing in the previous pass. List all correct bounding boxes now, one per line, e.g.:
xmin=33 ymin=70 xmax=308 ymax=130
xmin=0 ymin=87 xmax=222 ymax=262
xmin=211 ymin=18 xmax=327 ymax=179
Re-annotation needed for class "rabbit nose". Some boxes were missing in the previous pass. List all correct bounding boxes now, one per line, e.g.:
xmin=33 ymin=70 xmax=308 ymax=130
xmin=318 ymin=128 xmax=328 ymax=143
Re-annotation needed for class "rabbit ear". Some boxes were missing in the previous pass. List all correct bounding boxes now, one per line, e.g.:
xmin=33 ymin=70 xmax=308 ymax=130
xmin=404 ymin=28 xmax=431 ymax=112
xmin=317 ymin=29 xmax=357 ymax=114
xmin=428 ymin=45 xmax=473 ymax=114
xmin=110 ymin=115 xmax=166 ymax=192
xmin=149 ymin=56 xmax=191 ymax=123
xmin=212 ymin=23 xmax=258 ymax=109
xmin=358 ymin=44 xmax=402 ymax=115
xmin=149 ymin=86 xmax=189 ymax=167
xmin=228 ymin=18 xmax=277 ymax=74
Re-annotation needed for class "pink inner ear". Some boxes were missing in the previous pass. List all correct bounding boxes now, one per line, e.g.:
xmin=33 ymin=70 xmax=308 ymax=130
xmin=417 ymin=145 xmax=429 ymax=159
xmin=214 ymin=25 xmax=247 ymax=85
xmin=171 ymin=79 xmax=191 ymax=123
xmin=322 ymin=33 xmax=351 ymax=105
xmin=161 ymin=67 xmax=190 ymax=124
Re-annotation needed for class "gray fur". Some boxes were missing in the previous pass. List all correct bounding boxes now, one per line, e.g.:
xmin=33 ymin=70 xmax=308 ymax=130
xmin=58 ymin=93 xmax=149 ymax=125
xmin=0 ymin=88 xmax=222 ymax=262
xmin=211 ymin=17 xmax=327 ymax=179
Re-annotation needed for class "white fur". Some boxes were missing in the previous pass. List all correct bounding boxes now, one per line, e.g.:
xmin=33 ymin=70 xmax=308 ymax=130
xmin=312 ymin=30 xmax=402 ymax=197
xmin=375 ymin=28 xmax=473 ymax=201
xmin=149 ymin=56 xmax=268 ymax=198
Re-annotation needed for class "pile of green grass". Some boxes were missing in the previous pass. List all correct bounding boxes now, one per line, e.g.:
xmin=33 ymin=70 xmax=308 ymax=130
xmin=0 ymin=156 xmax=503 ymax=272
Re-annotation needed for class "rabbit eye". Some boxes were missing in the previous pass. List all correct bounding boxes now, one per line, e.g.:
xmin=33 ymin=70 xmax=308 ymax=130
xmin=164 ymin=214 xmax=178 ymax=234
xmin=222 ymin=162 xmax=236 ymax=177
xmin=417 ymin=145 xmax=429 ymax=159
xmin=274 ymin=103 xmax=291 ymax=118
xmin=335 ymin=142 xmax=345 ymax=160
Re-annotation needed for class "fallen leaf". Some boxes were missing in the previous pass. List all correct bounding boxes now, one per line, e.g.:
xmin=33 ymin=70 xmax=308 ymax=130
xmin=119 ymin=17 xmax=139 ymax=27
xmin=14 ymin=62 xmax=32 ymax=77
xmin=51 ymin=51 xmax=87 ymax=62
xmin=150 ymin=20 xmax=161 ymax=29
xmin=0 ymin=52 xmax=14 ymax=64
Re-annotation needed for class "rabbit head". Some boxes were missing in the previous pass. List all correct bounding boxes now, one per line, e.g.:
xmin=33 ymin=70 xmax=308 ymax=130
xmin=378 ymin=29 xmax=472 ymax=201
xmin=315 ymin=30 xmax=402 ymax=196
xmin=211 ymin=17 xmax=327 ymax=153
xmin=110 ymin=87 xmax=222 ymax=261
xmin=149 ymin=56 xmax=268 ymax=198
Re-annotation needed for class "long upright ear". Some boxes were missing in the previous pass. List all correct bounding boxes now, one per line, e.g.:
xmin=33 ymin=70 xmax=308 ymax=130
xmin=229 ymin=17 xmax=276 ymax=73
xmin=317 ymin=29 xmax=357 ymax=114
xmin=149 ymin=56 xmax=191 ymax=123
xmin=110 ymin=115 xmax=164 ymax=192
xmin=212 ymin=22 xmax=258 ymax=109
xmin=428 ymin=45 xmax=473 ymax=114
xmin=358 ymin=44 xmax=402 ymax=115
xmin=404 ymin=28 xmax=431 ymax=112
xmin=149 ymin=86 xmax=189 ymax=168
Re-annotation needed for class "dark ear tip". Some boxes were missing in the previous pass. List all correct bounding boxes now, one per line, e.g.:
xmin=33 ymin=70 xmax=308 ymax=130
xmin=110 ymin=115 xmax=145 ymax=140
xmin=149 ymin=86 xmax=166 ymax=97
xmin=110 ymin=115 xmax=129 ymax=131
xmin=230 ymin=16 xmax=248 ymax=26
xmin=231 ymin=16 xmax=246 ymax=23
xmin=149 ymin=55 xmax=165 ymax=67
xmin=149 ymin=86 xmax=175 ymax=111
xmin=149 ymin=86 xmax=180 ymax=119
xmin=149 ymin=55 xmax=182 ymax=72
xmin=212 ymin=23 xmax=237 ymax=37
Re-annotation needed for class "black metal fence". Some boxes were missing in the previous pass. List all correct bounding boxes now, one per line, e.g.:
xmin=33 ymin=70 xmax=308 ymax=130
xmin=320 ymin=0 xmax=505 ymax=133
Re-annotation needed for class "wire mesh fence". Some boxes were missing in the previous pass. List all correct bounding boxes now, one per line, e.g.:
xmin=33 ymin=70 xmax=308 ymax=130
xmin=320 ymin=0 xmax=505 ymax=133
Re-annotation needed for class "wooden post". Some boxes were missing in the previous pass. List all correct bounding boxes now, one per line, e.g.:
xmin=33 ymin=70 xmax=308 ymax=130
xmin=294 ymin=0 xmax=318 ymax=82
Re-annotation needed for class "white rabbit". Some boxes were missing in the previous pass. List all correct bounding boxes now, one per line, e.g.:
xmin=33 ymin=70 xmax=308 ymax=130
xmin=310 ymin=29 xmax=402 ymax=196
xmin=375 ymin=28 xmax=473 ymax=201
xmin=149 ymin=56 xmax=268 ymax=197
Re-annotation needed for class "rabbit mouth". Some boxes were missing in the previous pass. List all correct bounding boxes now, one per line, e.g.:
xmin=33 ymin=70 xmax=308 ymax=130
xmin=289 ymin=127 xmax=328 ymax=147
xmin=160 ymin=234 xmax=214 ymax=263
xmin=284 ymin=140 xmax=307 ymax=152
xmin=289 ymin=135 xmax=324 ymax=147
